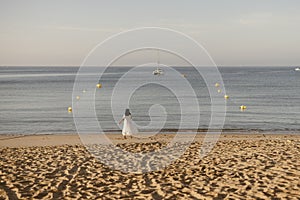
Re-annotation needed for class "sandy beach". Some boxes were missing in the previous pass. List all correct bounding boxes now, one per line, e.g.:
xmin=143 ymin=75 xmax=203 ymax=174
xmin=0 ymin=133 xmax=300 ymax=199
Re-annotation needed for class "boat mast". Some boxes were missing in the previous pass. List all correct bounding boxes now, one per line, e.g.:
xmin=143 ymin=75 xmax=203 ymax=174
xmin=157 ymin=50 xmax=160 ymax=70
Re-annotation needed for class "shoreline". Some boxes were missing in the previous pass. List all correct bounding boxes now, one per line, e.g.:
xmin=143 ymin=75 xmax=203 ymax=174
xmin=1 ymin=132 xmax=299 ymax=148
xmin=1 ymin=128 xmax=299 ymax=136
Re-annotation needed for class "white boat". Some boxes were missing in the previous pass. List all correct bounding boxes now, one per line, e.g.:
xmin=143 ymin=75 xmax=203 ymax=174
xmin=153 ymin=68 xmax=164 ymax=75
xmin=153 ymin=50 xmax=164 ymax=75
xmin=295 ymin=67 xmax=300 ymax=71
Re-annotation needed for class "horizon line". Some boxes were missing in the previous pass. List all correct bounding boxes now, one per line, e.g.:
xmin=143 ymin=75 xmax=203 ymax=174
xmin=0 ymin=65 xmax=298 ymax=68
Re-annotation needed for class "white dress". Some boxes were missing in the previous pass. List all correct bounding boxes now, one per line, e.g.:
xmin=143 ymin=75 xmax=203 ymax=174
xmin=121 ymin=115 xmax=137 ymax=136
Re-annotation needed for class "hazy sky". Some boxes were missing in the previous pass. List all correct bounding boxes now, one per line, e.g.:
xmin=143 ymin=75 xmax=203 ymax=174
xmin=0 ymin=0 xmax=300 ymax=66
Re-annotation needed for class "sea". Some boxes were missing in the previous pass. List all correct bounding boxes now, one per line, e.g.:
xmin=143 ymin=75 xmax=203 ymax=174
xmin=0 ymin=66 xmax=299 ymax=135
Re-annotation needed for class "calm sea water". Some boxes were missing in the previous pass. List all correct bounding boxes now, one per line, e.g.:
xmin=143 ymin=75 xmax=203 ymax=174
xmin=0 ymin=66 xmax=299 ymax=134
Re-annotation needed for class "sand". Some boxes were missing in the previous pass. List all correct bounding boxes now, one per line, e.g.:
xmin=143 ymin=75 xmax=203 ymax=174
xmin=0 ymin=133 xmax=300 ymax=199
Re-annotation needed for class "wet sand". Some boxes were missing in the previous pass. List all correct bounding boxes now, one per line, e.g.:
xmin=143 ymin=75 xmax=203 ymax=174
xmin=0 ymin=133 xmax=300 ymax=199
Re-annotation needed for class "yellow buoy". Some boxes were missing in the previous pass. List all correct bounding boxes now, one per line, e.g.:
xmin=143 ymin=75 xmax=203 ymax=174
xmin=182 ymin=74 xmax=186 ymax=77
xmin=217 ymin=89 xmax=221 ymax=93
xmin=83 ymin=89 xmax=86 ymax=93
xmin=96 ymin=83 xmax=102 ymax=88
xmin=68 ymin=107 xmax=72 ymax=112
xmin=240 ymin=105 xmax=247 ymax=110
xmin=215 ymin=83 xmax=220 ymax=87
xmin=224 ymin=95 xmax=229 ymax=99
xmin=76 ymin=96 xmax=80 ymax=100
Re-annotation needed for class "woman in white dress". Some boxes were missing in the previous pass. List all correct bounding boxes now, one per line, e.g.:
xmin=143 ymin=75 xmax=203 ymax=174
xmin=119 ymin=109 xmax=137 ymax=139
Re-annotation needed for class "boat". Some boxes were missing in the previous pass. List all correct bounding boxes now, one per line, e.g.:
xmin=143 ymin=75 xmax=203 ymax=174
xmin=295 ymin=67 xmax=300 ymax=71
xmin=153 ymin=50 xmax=164 ymax=75
xmin=153 ymin=68 xmax=164 ymax=75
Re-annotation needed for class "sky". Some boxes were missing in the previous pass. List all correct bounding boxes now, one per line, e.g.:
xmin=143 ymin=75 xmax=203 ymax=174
xmin=0 ymin=0 xmax=300 ymax=66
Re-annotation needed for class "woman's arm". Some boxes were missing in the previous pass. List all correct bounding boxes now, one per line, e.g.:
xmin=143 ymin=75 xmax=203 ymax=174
xmin=119 ymin=116 xmax=125 ymax=125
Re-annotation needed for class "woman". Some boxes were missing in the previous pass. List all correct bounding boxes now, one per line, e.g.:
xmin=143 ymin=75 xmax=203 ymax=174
xmin=119 ymin=109 xmax=137 ymax=139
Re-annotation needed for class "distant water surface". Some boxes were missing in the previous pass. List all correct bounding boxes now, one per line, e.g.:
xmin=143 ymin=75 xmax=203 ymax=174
xmin=0 ymin=66 xmax=299 ymax=134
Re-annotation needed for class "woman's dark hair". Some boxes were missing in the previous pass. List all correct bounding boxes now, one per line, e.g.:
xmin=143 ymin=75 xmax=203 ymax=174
xmin=125 ymin=108 xmax=131 ymax=116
